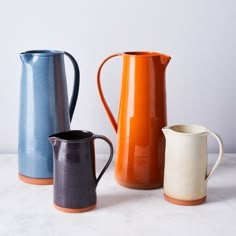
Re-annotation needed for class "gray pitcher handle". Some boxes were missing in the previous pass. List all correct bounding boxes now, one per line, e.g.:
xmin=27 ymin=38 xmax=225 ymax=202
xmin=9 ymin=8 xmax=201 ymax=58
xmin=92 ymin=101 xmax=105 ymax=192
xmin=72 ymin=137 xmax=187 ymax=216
xmin=93 ymin=134 xmax=113 ymax=185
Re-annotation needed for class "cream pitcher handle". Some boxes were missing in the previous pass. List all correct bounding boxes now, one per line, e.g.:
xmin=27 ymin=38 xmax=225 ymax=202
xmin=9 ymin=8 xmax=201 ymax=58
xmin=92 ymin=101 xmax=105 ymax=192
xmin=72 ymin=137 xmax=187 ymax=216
xmin=205 ymin=130 xmax=224 ymax=182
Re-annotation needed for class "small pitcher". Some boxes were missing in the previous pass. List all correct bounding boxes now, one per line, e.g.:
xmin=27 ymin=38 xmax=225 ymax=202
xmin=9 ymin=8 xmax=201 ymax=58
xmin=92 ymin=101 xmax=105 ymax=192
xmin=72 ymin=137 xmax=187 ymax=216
xmin=49 ymin=130 xmax=113 ymax=213
xmin=162 ymin=125 xmax=223 ymax=205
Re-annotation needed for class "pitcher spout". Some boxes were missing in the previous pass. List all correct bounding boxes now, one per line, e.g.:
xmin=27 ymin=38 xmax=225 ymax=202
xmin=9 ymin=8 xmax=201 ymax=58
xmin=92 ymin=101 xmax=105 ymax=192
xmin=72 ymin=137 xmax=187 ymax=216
xmin=20 ymin=52 xmax=35 ymax=64
xmin=162 ymin=126 xmax=170 ymax=137
xmin=48 ymin=136 xmax=58 ymax=146
xmin=160 ymin=54 xmax=171 ymax=68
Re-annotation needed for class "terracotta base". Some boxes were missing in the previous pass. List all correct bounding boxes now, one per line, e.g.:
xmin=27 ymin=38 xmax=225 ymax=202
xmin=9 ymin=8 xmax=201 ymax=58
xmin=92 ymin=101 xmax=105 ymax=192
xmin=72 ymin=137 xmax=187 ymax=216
xmin=54 ymin=203 xmax=96 ymax=213
xmin=19 ymin=174 xmax=53 ymax=185
xmin=116 ymin=178 xmax=163 ymax=190
xmin=164 ymin=193 xmax=206 ymax=206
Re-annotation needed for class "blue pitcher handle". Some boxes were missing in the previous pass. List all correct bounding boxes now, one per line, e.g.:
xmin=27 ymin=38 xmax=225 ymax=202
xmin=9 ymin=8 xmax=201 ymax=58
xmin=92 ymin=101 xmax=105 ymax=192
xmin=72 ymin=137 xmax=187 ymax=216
xmin=64 ymin=52 xmax=80 ymax=121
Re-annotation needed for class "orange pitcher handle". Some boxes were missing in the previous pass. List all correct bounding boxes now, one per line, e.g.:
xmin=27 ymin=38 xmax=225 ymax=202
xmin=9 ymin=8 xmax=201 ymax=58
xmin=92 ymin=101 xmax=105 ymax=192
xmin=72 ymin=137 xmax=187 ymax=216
xmin=97 ymin=53 xmax=122 ymax=132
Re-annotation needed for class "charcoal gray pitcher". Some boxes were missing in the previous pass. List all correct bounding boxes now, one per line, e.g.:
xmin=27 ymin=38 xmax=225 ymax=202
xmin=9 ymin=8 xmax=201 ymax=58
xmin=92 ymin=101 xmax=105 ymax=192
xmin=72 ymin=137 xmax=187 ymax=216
xmin=49 ymin=130 xmax=113 ymax=213
xmin=18 ymin=50 xmax=80 ymax=185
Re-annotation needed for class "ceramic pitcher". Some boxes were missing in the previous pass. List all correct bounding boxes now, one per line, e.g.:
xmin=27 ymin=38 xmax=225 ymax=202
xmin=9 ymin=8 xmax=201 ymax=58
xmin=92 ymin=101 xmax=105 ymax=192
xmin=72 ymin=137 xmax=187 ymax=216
xmin=162 ymin=125 xmax=224 ymax=205
xmin=49 ymin=130 xmax=113 ymax=213
xmin=97 ymin=52 xmax=171 ymax=189
xmin=18 ymin=50 xmax=80 ymax=185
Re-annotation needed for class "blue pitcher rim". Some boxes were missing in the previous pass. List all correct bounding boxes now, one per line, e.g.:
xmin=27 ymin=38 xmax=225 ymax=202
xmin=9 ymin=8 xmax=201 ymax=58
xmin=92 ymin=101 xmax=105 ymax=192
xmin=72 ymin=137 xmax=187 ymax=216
xmin=20 ymin=50 xmax=64 ymax=56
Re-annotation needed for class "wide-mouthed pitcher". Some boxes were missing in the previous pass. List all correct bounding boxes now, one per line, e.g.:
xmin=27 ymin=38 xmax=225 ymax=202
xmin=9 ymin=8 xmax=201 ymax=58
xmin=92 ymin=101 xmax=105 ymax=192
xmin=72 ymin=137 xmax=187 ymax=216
xmin=49 ymin=130 xmax=113 ymax=213
xmin=162 ymin=125 xmax=223 ymax=205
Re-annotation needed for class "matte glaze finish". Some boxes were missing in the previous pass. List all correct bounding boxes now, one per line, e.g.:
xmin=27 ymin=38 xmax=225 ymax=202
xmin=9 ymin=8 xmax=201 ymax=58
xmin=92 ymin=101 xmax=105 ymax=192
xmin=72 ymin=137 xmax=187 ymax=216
xmin=97 ymin=52 xmax=171 ymax=189
xmin=49 ymin=130 xmax=113 ymax=213
xmin=18 ymin=50 xmax=80 ymax=184
xmin=162 ymin=125 xmax=224 ymax=205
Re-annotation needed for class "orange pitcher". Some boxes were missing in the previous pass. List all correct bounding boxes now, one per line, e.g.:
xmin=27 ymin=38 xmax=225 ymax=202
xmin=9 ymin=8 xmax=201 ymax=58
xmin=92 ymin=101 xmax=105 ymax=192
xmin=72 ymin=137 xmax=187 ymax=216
xmin=97 ymin=52 xmax=171 ymax=189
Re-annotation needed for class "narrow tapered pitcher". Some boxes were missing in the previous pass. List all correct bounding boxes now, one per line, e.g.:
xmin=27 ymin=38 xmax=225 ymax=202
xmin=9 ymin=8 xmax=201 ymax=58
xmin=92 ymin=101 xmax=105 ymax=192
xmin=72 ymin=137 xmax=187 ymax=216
xmin=97 ymin=51 xmax=171 ymax=189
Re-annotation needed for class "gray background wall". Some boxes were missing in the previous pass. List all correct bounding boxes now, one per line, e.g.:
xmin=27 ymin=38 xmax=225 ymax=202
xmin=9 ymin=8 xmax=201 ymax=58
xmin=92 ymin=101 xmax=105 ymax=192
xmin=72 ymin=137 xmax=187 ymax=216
xmin=0 ymin=0 xmax=235 ymax=153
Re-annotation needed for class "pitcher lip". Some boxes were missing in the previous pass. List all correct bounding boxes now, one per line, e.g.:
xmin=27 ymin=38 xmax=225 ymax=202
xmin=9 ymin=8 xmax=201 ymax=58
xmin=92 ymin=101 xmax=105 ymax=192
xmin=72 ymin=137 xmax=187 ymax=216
xmin=20 ymin=50 xmax=64 ymax=56
xmin=163 ymin=124 xmax=207 ymax=135
xmin=123 ymin=51 xmax=170 ymax=57
xmin=49 ymin=130 xmax=95 ymax=143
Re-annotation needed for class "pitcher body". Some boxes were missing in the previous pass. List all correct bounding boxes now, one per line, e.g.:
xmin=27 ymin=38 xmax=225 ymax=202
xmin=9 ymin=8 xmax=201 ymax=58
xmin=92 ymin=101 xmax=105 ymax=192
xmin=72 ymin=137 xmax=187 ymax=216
xmin=162 ymin=125 xmax=223 ymax=205
xmin=49 ymin=130 xmax=113 ymax=213
xmin=18 ymin=50 xmax=80 ymax=185
xmin=97 ymin=52 xmax=171 ymax=189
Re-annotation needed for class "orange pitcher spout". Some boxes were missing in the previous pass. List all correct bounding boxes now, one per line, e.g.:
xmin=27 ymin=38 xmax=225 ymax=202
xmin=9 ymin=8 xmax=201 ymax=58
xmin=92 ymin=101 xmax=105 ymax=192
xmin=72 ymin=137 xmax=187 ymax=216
xmin=160 ymin=54 xmax=171 ymax=68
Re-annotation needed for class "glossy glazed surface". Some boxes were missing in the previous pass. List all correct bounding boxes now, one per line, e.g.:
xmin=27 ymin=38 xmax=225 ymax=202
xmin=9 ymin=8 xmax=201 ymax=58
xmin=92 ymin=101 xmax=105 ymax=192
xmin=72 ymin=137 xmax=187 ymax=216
xmin=18 ymin=50 xmax=80 ymax=183
xmin=49 ymin=130 xmax=113 ymax=212
xmin=97 ymin=52 xmax=171 ymax=189
xmin=163 ymin=125 xmax=223 ymax=205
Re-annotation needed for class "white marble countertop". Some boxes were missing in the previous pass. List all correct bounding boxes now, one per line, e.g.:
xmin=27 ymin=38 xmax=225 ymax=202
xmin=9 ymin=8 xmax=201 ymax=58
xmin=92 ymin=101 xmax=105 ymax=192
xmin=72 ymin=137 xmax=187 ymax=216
xmin=0 ymin=153 xmax=235 ymax=236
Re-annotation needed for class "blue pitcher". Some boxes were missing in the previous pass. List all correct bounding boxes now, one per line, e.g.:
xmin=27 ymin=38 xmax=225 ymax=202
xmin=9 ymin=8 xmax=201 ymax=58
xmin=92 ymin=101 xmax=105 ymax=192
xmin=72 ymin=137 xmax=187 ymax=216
xmin=18 ymin=50 xmax=80 ymax=185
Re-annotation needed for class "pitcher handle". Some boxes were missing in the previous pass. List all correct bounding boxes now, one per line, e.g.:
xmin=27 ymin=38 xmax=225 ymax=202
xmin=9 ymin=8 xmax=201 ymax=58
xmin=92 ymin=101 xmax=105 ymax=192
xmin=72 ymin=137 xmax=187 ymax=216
xmin=64 ymin=52 xmax=80 ymax=121
xmin=205 ymin=129 xmax=224 ymax=182
xmin=93 ymin=134 xmax=113 ymax=185
xmin=97 ymin=53 xmax=122 ymax=132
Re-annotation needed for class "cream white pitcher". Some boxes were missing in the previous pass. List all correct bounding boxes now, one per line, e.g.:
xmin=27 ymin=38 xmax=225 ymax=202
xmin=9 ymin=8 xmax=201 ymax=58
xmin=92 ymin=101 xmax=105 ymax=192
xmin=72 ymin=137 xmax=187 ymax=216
xmin=162 ymin=125 xmax=223 ymax=206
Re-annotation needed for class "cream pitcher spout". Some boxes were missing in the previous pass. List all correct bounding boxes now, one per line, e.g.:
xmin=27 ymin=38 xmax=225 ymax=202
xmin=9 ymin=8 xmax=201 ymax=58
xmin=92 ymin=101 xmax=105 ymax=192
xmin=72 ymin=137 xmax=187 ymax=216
xmin=162 ymin=126 xmax=170 ymax=137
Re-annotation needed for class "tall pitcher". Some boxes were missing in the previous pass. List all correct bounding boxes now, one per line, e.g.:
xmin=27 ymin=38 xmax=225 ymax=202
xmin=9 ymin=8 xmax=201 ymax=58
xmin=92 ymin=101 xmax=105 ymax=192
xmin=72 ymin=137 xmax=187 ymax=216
xmin=97 ymin=52 xmax=171 ymax=189
xmin=18 ymin=50 xmax=80 ymax=185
